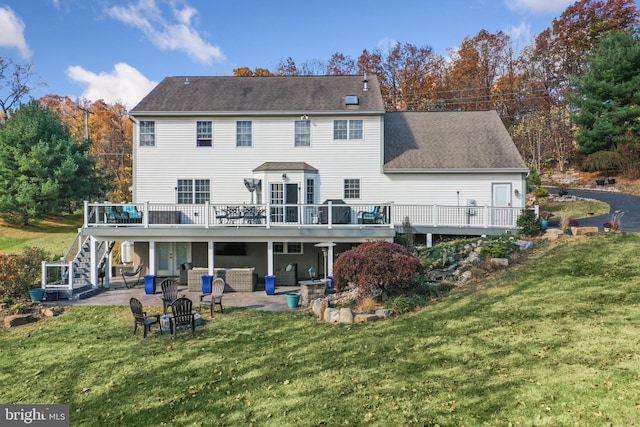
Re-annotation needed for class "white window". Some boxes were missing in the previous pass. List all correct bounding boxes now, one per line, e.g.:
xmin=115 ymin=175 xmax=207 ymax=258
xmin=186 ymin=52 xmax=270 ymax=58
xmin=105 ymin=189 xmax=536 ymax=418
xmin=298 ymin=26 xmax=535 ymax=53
xmin=273 ymin=242 xmax=303 ymax=254
xmin=295 ymin=120 xmax=311 ymax=146
xmin=344 ymin=179 xmax=360 ymax=199
xmin=236 ymin=121 xmax=252 ymax=147
xmin=139 ymin=121 xmax=155 ymax=146
xmin=197 ymin=121 xmax=212 ymax=147
xmin=177 ymin=179 xmax=210 ymax=204
xmin=333 ymin=119 xmax=363 ymax=140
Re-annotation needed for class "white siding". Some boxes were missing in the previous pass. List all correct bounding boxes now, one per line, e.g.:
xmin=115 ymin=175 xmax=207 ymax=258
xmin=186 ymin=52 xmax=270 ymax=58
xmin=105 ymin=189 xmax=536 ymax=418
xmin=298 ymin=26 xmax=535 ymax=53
xmin=132 ymin=114 xmax=525 ymax=209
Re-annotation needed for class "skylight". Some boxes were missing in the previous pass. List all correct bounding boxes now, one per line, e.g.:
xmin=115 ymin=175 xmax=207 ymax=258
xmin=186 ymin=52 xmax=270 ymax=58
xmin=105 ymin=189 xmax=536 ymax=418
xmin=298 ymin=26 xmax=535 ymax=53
xmin=345 ymin=95 xmax=359 ymax=105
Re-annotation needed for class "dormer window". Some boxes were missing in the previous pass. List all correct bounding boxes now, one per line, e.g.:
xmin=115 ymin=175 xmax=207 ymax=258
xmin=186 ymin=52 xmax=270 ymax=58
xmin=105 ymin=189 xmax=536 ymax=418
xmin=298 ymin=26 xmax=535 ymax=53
xmin=196 ymin=121 xmax=212 ymax=147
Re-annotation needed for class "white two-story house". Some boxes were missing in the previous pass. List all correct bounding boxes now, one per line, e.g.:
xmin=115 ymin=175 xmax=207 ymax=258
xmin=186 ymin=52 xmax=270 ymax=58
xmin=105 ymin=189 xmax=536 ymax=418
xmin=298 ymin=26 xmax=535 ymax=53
xmin=48 ymin=75 xmax=528 ymax=296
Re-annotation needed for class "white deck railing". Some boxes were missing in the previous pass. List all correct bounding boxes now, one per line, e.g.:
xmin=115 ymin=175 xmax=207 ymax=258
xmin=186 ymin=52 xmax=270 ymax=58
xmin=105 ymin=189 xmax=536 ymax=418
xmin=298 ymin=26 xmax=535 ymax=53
xmin=84 ymin=201 xmax=530 ymax=229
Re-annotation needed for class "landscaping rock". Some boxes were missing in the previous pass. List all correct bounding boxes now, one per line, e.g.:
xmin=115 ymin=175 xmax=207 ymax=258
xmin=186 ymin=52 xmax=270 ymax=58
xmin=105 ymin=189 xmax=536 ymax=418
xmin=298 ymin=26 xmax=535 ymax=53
xmin=311 ymin=298 xmax=325 ymax=318
xmin=354 ymin=314 xmax=379 ymax=324
xmin=41 ymin=306 xmax=64 ymax=317
xmin=324 ymin=308 xmax=340 ymax=324
xmin=375 ymin=309 xmax=394 ymax=319
xmin=543 ymin=229 xmax=564 ymax=240
xmin=516 ymin=240 xmax=534 ymax=250
xmin=339 ymin=308 xmax=354 ymax=324
xmin=572 ymin=226 xmax=599 ymax=236
xmin=490 ymin=258 xmax=509 ymax=268
xmin=4 ymin=313 xmax=37 ymax=328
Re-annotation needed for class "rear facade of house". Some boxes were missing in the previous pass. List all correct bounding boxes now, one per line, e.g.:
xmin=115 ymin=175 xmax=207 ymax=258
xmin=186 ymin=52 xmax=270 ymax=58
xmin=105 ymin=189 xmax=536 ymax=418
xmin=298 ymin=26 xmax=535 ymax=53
xmin=45 ymin=75 xmax=529 ymax=297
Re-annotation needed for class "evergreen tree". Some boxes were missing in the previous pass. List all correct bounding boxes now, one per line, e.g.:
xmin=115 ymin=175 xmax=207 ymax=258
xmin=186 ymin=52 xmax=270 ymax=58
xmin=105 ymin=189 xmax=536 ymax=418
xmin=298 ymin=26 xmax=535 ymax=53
xmin=0 ymin=101 xmax=98 ymax=225
xmin=572 ymin=30 xmax=640 ymax=157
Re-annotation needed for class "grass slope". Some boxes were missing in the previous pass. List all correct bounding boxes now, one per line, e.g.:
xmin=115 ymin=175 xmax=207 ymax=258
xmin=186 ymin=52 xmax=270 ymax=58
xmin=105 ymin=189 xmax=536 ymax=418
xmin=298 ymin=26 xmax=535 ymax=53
xmin=1 ymin=233 xmax=639 ymax=425
xmin=0 ymin=214 xmax=82 ymax=255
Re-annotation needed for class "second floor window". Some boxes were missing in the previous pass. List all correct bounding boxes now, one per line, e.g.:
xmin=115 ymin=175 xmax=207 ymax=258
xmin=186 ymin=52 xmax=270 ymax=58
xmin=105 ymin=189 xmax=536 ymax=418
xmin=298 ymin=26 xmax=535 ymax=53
xmin=295 ymin=120 xmax=310 ymax=147
xmin=236 ymin=121 xmax=252 ymax=147
xmin=197 ymin=121 xmax=212 ymax=147
xmin=139 ymin=121 xmax=155 ymax=146
xmin=344 ymin=179 xmax=360 ymax=199
xmin=177 ymin=179 xmax=210 ymax=204
xmin=333 ymin=120 xmax=363 ymax=140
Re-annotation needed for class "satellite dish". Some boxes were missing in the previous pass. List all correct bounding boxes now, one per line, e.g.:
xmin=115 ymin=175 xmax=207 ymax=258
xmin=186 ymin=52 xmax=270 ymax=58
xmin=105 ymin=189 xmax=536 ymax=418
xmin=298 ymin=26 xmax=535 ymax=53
xmin=243 ymin=178 xmax=261 ymax=203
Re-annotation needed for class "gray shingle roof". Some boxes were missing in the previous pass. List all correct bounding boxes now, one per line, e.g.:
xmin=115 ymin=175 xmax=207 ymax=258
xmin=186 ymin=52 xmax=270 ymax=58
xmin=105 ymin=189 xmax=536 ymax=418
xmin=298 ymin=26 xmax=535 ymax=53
xmin=384 ymin=111 xmax=528 ymax=172
xmin=131 ymin=75 xmax=384 ymax=114
xmin=253 ymin=162 xmax=318 ymax=172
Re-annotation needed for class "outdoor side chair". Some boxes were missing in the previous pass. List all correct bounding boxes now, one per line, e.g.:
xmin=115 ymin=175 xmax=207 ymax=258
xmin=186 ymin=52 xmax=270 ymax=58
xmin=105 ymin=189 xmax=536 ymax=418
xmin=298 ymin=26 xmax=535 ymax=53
xmin=169 ymin=297 xmax=196 ymax=338
xmin=129 ymin=297 xmax=161 ymax=338
xmin=199 ymin=277 xmax=225 ymax=317
xmin=121 ymin=263 xmax=144 ymax=288
xmin=159 ymin=278 xmax=180 ymax=315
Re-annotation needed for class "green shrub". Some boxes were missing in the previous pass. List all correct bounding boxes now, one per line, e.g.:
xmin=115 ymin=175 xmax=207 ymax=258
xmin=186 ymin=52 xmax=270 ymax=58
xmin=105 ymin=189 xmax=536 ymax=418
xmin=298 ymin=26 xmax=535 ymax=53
xmin=527 ymin=168 xmax=541 ymax=188
xmin=333 ymin=240 xmax=422 ymax=296
xmin=480 ymin=238 xmax=518 ymax=259
xmin=516 ymin=209 xmax=542 ymax=236
xmin=384 ymin=295 xmax=428 ymax=314
xmin=531 ymin=186 xmax=550 ymax=197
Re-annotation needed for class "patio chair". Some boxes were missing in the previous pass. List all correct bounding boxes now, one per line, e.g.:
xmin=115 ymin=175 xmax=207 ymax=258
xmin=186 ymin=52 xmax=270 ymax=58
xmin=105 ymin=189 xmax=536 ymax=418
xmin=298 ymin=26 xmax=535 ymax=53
xmin=242 ymin=205 xmax=259 ymax=223
xmin=121 ymin=263 xmax=144 ymax=289
xmin=357 ymin=206 xmax=384 ymax=224
xmin=214 ymin=207 xmax=228 ymax=223
xmin=159 ymin=278 xmax=180 ymax=315
xmin=226 ymin=206 xmax=242 ymax=223
xmin=129 ymin=297 xmax=161 ymax=338
xmin=199 ymin=277 xmax=225 ymax=317
xmin=169 ymin=297 xmax=196 ymax=338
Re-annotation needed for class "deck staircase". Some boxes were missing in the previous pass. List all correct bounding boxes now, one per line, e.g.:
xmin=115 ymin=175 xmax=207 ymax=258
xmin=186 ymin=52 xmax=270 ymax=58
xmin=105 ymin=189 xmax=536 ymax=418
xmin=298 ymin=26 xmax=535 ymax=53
xmin=44 ymin=234 xmax=115 ymax=300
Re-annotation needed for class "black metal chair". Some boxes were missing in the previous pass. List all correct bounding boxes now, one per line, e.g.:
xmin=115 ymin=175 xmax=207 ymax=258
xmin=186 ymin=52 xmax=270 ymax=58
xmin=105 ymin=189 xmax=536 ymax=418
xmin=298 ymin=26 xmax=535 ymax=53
xmin=121 ymin=263 xmax=144 ymax=288
xmin=159 ymin=278 xmax=180 ymax=315
xmin=169 ymin=297 xmax=195 ymax=338
xmin=199 ymin=277 xmax=225 ymax=317
xmin=129 ymin=297 xmax=161 ymax=338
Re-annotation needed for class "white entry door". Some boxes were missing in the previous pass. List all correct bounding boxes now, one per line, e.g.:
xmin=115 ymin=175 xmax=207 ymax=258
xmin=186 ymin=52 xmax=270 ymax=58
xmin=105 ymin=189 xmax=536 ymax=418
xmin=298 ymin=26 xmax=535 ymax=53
xmin=157 ymin=242 xmax=190 ymax=276
xmin=492 ymin=183 xmax=513 ymax=226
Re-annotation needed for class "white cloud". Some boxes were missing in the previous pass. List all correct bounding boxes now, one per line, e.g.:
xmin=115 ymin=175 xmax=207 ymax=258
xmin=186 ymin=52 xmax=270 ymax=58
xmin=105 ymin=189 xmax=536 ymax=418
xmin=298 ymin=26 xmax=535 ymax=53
xmin=504 ymin=0 xmax=575 ymax=14
xmin=0 ymin=6 xmax=32 ymax=59
xmin=66 ymin=63 xmax=157 ymax=108
xmin=107 ymin=0 xmax=224 ymax=65
xmin=506 ymin=21 xmax=533 ymax=50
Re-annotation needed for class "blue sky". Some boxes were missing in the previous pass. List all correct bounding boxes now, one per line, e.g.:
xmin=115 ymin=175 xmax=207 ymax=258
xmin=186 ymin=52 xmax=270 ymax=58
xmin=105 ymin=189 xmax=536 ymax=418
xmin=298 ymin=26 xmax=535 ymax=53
xmin=0 ymin=0 xmax=585 ymax=109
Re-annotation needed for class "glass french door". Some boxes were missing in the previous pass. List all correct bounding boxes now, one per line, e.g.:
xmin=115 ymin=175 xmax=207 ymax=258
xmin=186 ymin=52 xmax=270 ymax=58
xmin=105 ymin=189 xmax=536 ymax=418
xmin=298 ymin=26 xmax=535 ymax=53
xmin=157 ymin=242 xmax=190 ymax=276
xmin=270 ymin=183 xmax=299 ymax=223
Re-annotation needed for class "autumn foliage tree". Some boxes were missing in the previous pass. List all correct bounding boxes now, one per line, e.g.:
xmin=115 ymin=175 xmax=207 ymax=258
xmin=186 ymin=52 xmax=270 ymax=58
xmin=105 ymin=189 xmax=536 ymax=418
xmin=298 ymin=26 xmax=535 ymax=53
xmin=333 ymin=240 xmax=422 ymax=298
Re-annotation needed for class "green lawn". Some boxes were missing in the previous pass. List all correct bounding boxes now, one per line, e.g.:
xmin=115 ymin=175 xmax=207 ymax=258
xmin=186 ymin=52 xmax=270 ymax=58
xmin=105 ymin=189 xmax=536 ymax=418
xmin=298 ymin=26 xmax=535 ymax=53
xmin=0 ymin=214 xmax=82 ymax=255
xmin=1 ymin=233 xmax=639 ymax=426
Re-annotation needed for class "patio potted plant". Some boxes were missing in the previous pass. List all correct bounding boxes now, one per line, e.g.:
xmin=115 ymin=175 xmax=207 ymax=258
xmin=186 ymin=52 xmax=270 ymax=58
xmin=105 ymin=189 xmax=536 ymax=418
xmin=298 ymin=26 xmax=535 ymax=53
xmin=603 ymin=222 xmax=612 ymax=232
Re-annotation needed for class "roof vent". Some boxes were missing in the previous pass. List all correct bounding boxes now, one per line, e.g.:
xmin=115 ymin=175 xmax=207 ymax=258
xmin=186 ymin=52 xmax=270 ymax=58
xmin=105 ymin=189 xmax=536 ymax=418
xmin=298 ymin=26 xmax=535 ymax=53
xmin=362 ymin=73 xmax=369 ymax=92
xmin=184 ymin=77 xmax=190 ymax=85
xmin=345 ymin=95 xmax=359 ymax=105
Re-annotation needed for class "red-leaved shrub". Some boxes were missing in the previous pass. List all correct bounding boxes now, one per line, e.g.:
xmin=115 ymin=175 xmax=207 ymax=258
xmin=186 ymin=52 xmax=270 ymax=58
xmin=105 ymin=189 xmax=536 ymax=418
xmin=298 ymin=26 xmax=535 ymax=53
xmin=333 ymin=240 xmax=422 ymax=296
